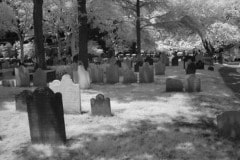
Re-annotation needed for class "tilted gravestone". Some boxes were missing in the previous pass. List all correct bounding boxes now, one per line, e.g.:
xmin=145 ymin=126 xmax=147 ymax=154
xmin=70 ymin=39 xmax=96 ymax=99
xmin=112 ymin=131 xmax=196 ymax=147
xmin=166 ymin=78 xmax=183 ymax=92
xmin=26 ymin=87 xmax=66 ymax=144
xmin=171 ymin=56 xmax=179 ymax=66
xmin=49 ymin=74 xmax=81 ymax=114
xmin=186 ymin=75 xmax=201 ymax=92
xmin=217 ymin=111 xmax=240 ymax=140
xmin=122 ymin=69 xmax=137 ymax=84
xmin=15 ymin=90 xmax=32 ymax=112
xmin=186 ymin=62 xmax=196 ymax=74
xmin=155 ymin=61 xmax=165 ymax=75
xmin=106 ymin=64 xmax=119 ymax=84
xmin=33 ymin=69 xmax=47 ymax=87
xmin=91 ymin=94 xmax=112 ymax=116
xmin=15 ymin=66 xmax=30 ymax=87
xmin=139 ymin=63 xmax=154 ymax=83
xmin=89 ymin=64 xmax=104 ymax=83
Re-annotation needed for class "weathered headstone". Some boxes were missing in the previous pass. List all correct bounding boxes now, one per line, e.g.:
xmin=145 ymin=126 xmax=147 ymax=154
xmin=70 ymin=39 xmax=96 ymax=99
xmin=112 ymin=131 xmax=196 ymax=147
xmin=15 ymin=66 xmax=30 ymax=87
xmin=89 ymin=64 xmax=104 ymax=83
xmin=217 ymin=111 xmax=240 ymax=139
xmin=186 ymin=62 xmax=196 ymax=74
xmin=33 ymin=69 xmax=47 ymax=87
xmin=91 ymin=94 xmax=112 ymax=116
xmin=78 ymin=65 xmax=91 ymax=89
xmin=106 ymin=64 xmax=119 ymax=84
xmin=171 ymin=56 xmax=179 ymax=66
xmin=139 ymin=63 xmax=154 ymax=83
xmin=49 ymin=74 xmax=81 ymax=114
xmin=122 ymin=69 xmax=137 ymax=84
xmin=196 ymin=60 xmax=204 ymax=70
xmin=166 ymin=78 xmax=183 ymax=92
xmin=161 ymin=53 xmax=169 ymax=66
xmin=26 ymin=87 xmax=66 ymax=144
xmin=15 ymin=90 xmax=32 ymax=112
xmin=186 ymin=75 xmax=201 ymax=92
xmin=208 ymin=66 xmax=214 ymax=71
xmin=155 ymin=61 xmax=165 ymax=75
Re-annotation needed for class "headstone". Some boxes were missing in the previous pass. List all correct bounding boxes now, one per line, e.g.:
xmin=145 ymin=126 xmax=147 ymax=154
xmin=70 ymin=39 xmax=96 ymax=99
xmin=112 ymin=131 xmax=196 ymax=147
xmin=123 ymin=59 xmax=132 ymax=69
xmin=26 ymin=87 xmax=66 ymax=144
xmin=122 ymin=69 xmax=137 ymax=84
xmin=139 ymin=63 xmax=154 ymax=83
xmin=33 ymin=69 xmax=47 ymax=87
xmin=72 ymin=63 xmax=79 ymax=83
xmin=77 ymin=65 xmax=91 ymax=89
xmin=186 ymin=75 xmax=201 ymax=92
xmin=49 ymin=74 xmax=81 ymax=114
xmin=195 ymin=54 xmax=203 ymax=62
xmin=2 ymin=61 xmax=10 ymax=69
xmin=106 ymin=64 xmax=119 ymax=84
xmin=217 ymin=111 xmax=240 ymax=139
xmin=155 ymin=61 xmax=165 ymax=75
xmin=2 ymin=79 xmax=16 ymax=87
xmin=166 ymin=78 xmax=183 ymax=92
xmin=121 ymin=62 xmax=129 ymax=70
xmin=171 ymin=56 xmax=179 ymax=66
xmin=186 ymin=62 xmax=196 ymax=74
xmin=15 ymin=90 xmax=32 ymax=112
xmin=196 ymin=60 xmax=204 ymax=70
xmin=160 ymin=53 xmax=169 ymax=66
xmin=15 ymin=66 xmax=30 ymax=87
xmin=134 ymin=61 xmax=143 ymax=72
xmin=208 ymin=66 xmax=214 ymax=71
xmin=91 ymin=94 xmax=112 ymax=116
xmin=89 ymin=64 xmax=104 ymax=83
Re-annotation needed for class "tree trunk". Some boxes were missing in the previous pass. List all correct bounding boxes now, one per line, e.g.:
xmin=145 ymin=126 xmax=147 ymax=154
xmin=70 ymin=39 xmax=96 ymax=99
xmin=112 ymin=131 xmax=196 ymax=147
xmin=77 ymin=0 xmax=88 ymax=70
xmin=136 ymin=0 xmax=141 ymax=55
xmin=33 ymin=0 xmax=46 ymax=69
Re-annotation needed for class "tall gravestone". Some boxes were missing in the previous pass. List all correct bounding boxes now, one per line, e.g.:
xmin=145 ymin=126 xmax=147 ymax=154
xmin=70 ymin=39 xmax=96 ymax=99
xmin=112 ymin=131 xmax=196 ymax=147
xmin=217 ymin=111 xmax=240 ymax=140
xmin=15 ymin=66 xmax=30 ymax=87
xmin=122 ymin=69 xmax=137 ymax=84
xmin=89 ymin=64 xmax=104 ymax=83
xmin=49 ymin=74 xmax=81 ymax=114
xmin=106 ymin=64 xmax=119 ymax=84
xmin=186 ymin=75 xmax=201 ymax=92
xmin=26 ymin=87 xmax=66 ymax=144
xmin=166 ymin=78 xmax=183 ymax=92
xmin=15 ymin=90 xmax=32 ymax=112
xmin=155 ymin=61 xmax=165 ymax=75
xmin=171 ymin=56 xmax=179 ymax=66
xmin=139 ymin=63 xmax=154 ymax=83
xmin=91 ymin=94 xmax=112 ymax=116
xmin=186 ymin=62 xmax=196 ymax=74
xmin=33 ymin=69 xmax=47 ymax=87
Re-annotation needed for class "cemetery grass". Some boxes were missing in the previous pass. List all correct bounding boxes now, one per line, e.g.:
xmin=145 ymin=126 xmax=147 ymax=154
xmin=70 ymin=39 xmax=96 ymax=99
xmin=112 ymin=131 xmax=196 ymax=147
xmin=1 ymin=63 xmax=240 ymax=160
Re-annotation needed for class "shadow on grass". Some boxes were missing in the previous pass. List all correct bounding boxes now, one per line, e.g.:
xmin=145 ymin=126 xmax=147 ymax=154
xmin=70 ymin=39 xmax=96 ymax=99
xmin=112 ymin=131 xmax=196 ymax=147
xmin=20 ymin=119 xmax=239 ymax=160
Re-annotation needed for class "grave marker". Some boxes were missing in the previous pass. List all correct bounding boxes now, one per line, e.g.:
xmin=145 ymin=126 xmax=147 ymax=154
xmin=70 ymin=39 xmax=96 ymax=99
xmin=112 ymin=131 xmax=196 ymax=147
xmin=91 ymin=94 xmax=112 ymax=116
xmin=106 ymin=64 xmax=119 ymax=84
xmin=155 ymin=61 xmax=165 ymax=75
xmin=15 ymin=90 xmax=32 ymax=112
xmin=15 ymin=66 xmax=30 ymax=87
xmin=186 ymin=75 xmax=201 ymax=92
xmin=139 ymin=63 xmax=154 ymax=83
xmin=166 ymin=78 xmax=183 ymax=92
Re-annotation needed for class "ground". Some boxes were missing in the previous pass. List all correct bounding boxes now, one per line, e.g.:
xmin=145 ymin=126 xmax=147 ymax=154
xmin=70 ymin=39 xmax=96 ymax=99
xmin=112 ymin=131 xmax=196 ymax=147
xmin=1 ymin=62 xmax=240 ymax=160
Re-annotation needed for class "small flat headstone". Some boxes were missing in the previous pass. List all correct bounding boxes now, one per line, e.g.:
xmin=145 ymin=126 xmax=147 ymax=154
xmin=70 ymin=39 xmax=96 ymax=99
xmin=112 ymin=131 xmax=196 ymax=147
xmin=26 ymin=87 xmax=66 ymax=144
xmin=166 ymin=78 xmax=183 ymax=92
xmin=91 ymin=94 xmax=112 ymax=116
xmin=49 ymin=74 xmax=81 ymax=114
xmin=217 ymin=111 xmax=240 ymax=139
xmin=139 ymin=63 xmax=154 ymax=83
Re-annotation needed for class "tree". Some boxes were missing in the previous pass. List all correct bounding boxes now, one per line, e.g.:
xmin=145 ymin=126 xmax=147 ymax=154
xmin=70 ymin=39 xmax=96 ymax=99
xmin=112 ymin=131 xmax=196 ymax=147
xmin=33 ymin=0 xmax=46 ymax=69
